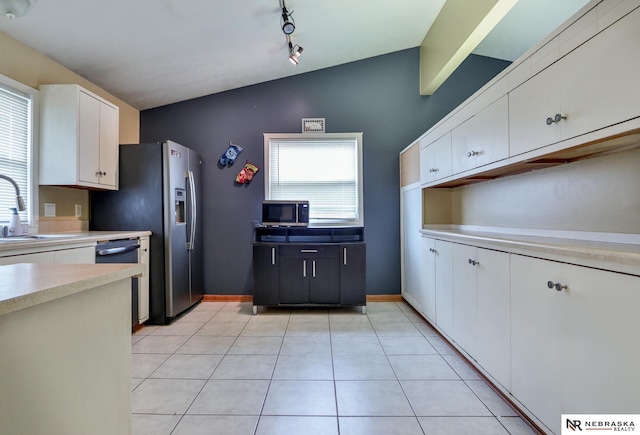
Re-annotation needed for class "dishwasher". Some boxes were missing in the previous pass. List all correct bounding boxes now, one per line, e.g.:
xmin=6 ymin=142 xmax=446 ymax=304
xmin=95 ymin=239 xmax=140 ymax=329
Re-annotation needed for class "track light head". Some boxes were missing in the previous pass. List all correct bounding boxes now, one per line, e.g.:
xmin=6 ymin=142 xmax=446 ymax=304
xmin=281 ymin=6 xmax=295 ymax=35
xmin=288 ymin=40 xmax=303 ymax=65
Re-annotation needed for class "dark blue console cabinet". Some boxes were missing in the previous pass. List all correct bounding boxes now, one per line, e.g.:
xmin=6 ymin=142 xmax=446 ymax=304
xmin=252 ymin=227 xmax=366 ymax=315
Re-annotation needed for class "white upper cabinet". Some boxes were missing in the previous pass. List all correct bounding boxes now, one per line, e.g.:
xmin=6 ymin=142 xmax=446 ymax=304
xmin=420 ymin=132 xmax=452 ymax=185
xmin=40 ymin=84 xmax=119 ymax=190
xmin=417 ymin=2 xmax=640 ymax=188
xmin=451 ymin=95 xmax=509 ymax=175
xmin=510 ymin=5 xmax=640 ymax=157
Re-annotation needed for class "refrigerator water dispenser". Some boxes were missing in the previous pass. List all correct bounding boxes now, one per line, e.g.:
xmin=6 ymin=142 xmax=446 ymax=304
xmin=175 ymin=188 xmax=185 ymax=224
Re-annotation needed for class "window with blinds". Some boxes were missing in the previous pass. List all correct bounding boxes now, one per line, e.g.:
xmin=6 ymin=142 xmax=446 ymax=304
xmin=264 ymin=133 xmax=363 ymax=226
xmin=0 ymin=80 xmax=33 ymax=225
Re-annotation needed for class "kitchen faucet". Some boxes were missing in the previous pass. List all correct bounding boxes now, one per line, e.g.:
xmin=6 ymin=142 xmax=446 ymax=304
xmin=0 ymin=174 xmax=26 ymax=211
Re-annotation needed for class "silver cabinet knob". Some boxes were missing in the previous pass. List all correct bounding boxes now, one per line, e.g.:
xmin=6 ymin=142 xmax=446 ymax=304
xmin=468 ymin=259 xmax=479 ymax=266
xmin=547 ymin=281 xmax=567 ymax=291
xmin=546 ymin=113 xmax=567 ymax=125
xmin=467 ymin=150 xmax=479 ymax=157
xmin=429 ymin=168 xmax=438 ymax=173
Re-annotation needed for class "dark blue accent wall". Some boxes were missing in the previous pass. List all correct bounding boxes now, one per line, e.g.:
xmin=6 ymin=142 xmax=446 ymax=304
xmin=140 ymin=48 xmax=509 ymax=295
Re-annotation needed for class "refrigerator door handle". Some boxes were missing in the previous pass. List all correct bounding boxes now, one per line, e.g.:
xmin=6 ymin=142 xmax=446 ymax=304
xmin=187 ymin=170 xmax=197 ymax=251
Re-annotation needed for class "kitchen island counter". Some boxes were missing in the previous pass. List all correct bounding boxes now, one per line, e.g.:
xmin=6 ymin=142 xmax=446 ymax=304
xmin=0 ymin=262 xmax=142 ymax=435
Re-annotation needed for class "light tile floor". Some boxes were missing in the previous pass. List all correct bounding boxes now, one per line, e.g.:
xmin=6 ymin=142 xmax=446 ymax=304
xmin=131 ymin=301 xmax=540 ymax=435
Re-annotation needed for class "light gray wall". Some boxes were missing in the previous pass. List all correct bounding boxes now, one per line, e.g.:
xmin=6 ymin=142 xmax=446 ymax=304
xmin=451 ymin=147 xmax=640 ymax=233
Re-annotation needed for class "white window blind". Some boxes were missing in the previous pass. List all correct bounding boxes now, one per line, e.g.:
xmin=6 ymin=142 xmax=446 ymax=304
xmin=0 ymin=84 xmax=30 ymax=224
xmin=265 ymin=134 xmax=363 ymax=226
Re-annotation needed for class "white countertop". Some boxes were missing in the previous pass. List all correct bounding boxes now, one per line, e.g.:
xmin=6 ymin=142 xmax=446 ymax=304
xmin=420 ymin=226 xmax=640 ymax=276
xmin=0 ymin=230 xmax=151 ymax=254
xmin=0 ymin=263 xmax=144 ymax=317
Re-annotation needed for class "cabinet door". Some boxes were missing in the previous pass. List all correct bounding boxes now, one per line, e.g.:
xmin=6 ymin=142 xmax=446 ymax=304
xmin=475 ymin=248 xmax=510 ymax=389
xmin=340 ymin=244 xmax=366 ymax=305
xmin=78 ymin=91 xmax=101 ymax=185
xmin=562 ymin=264 xmax=640 ymax=416
xmin=511 ymin=254 xmax=564 ymax=433
xmin=0 ymin=251 xmax=55 ymax=265
xmin=138 ymin=237 xmax=150 ymax=323
xmin=309 ymin=257 xmax=340 ymax=304
xmin=279 ymin=257 xmax=309 ymax=304
xmin=401 ymin=187 xmax=423 ymax=309
xmin=560 ymin=6 xmax=640 ymax=144
xmin=53 ymin=246 xmax=95 ymax=264
xmin=253 ymin=245 xmax=280 ymax=306
xmin=451 ymin=96 xmax=509 ymax=174
xmin=420 ymin=133 xmax=451 ymax=184
xmin=420 ymin=237 xmax=436 ymax=322
xmin=434 ymin=240 xmax=453 ymax=337
xmin=452 ymin=243 xmax=478 ymax=358
xmin=511 ymin=7 xmax=640 ymax=158
xmin=99 ymin=102 xmax=118 ymax=188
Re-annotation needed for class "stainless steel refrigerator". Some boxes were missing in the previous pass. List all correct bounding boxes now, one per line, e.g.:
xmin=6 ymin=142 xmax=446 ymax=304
xmin=90 ymin=140 xmax=203 ymax=324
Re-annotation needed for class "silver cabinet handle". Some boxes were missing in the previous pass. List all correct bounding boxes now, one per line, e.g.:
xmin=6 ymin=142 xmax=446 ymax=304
xmin=546 ymin=113 xmax=567 ymax=125
xmin=429 ymin=248 xmax=437 ymax=253
xmin=467 ymin=150 xmax=479 ymax=157
xmin=343 ymin=247 xmax=347 ymax=265
xmin=303 ymin=260 xmax=306 ymax=278
xmin=312 ymin=260 xmax=316 ymax=278
xmin=429 ymin=168 xmax=438 ymax=173
xmin=468 ymin=259 xmax=479 ymax=266
xmin=271 ymin=247 xmax=276 ymax=265
xmin=301 ymin=249 xmax=318 ymax=253
xmin=547 ymin=281 xmax=567 ymax=291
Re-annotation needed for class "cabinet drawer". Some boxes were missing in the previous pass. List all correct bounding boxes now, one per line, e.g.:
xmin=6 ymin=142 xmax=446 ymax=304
xmin=279 ymin=245 xmax=340 ymax=259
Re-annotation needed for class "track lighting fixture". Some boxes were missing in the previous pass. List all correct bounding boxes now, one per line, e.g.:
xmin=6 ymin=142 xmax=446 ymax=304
xmin=280 ymin=1 xmax=303 ymax=65
xmin=281 ymin=5 xmax=295 ymax=35
xmin=289 ymin=41 xmax=303 ymax=65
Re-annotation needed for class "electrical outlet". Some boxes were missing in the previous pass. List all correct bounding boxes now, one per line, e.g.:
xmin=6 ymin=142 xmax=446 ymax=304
xmin=44 ymin=202 xmax=56 ymax=218
xmin=75 ymin=204 xmax=82 ymax=218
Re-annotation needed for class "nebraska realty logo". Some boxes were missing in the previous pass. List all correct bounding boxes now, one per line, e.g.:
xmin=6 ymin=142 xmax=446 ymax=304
xmin=562 ymin=415 xmax=639 ymax=433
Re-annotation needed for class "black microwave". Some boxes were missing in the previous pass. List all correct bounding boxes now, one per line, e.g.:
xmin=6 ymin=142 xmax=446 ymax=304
xmin=262 ymin=200 xmax=309 ymax=227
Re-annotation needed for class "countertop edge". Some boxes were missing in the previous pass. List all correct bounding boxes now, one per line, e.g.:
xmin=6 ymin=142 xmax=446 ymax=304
xmin=0 ymin=263 xmax=145 ymax=317
xmin=0 ymin=231 xmax=152 ymax=254
xmin=420 ymin=227 xmax=640 ymax=276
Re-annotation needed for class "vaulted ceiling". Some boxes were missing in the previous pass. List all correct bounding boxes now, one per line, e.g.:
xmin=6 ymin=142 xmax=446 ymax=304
xmin=0 ymin=0 xmax=589 ymax=110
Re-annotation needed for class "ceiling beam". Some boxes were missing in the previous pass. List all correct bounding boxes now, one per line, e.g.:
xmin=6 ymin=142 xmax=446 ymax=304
xmin=420 ymin=0 xmax=518 ymax=95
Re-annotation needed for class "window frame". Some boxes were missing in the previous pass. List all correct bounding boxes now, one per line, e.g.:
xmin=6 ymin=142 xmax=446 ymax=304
xmin=263 ymin=132 xmax=364 ymax=227
xmin=0 ymin=74 xmax=39 ymax=229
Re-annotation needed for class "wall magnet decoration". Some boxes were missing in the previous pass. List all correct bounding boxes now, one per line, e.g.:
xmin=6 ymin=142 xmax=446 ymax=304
xmin=219 ymin=142 xmax=243 ymax=166
xmin=236 ymin=161 xmax=259 ymax=184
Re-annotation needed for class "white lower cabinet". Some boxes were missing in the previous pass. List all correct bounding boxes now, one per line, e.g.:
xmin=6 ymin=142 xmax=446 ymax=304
xmin=474 ymin=247 xmax=510 ymax=389
xmin=53 ymin=246 xmax=95 ymax=264
xmin=511 ymin=254 xmax=564 ymax=432
xmin=0 ymin=246 xmax=94 ymax=265
xmin=452 ymin=244 xmax=478 ymax=356
xmin=419 ymin=237 xmax=436 ymax=322
xmin=401 ymin=187 xmax=424 ymax=314
xmin=511 ymin=254 xmax=640 ymax=434
xmin=433 ymin=240 xmax=453 ymax=337
xmin=452 ymin=244 xmax=510 ymax=388
xmin=137 ymin=236 xmax=150 ymax=323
